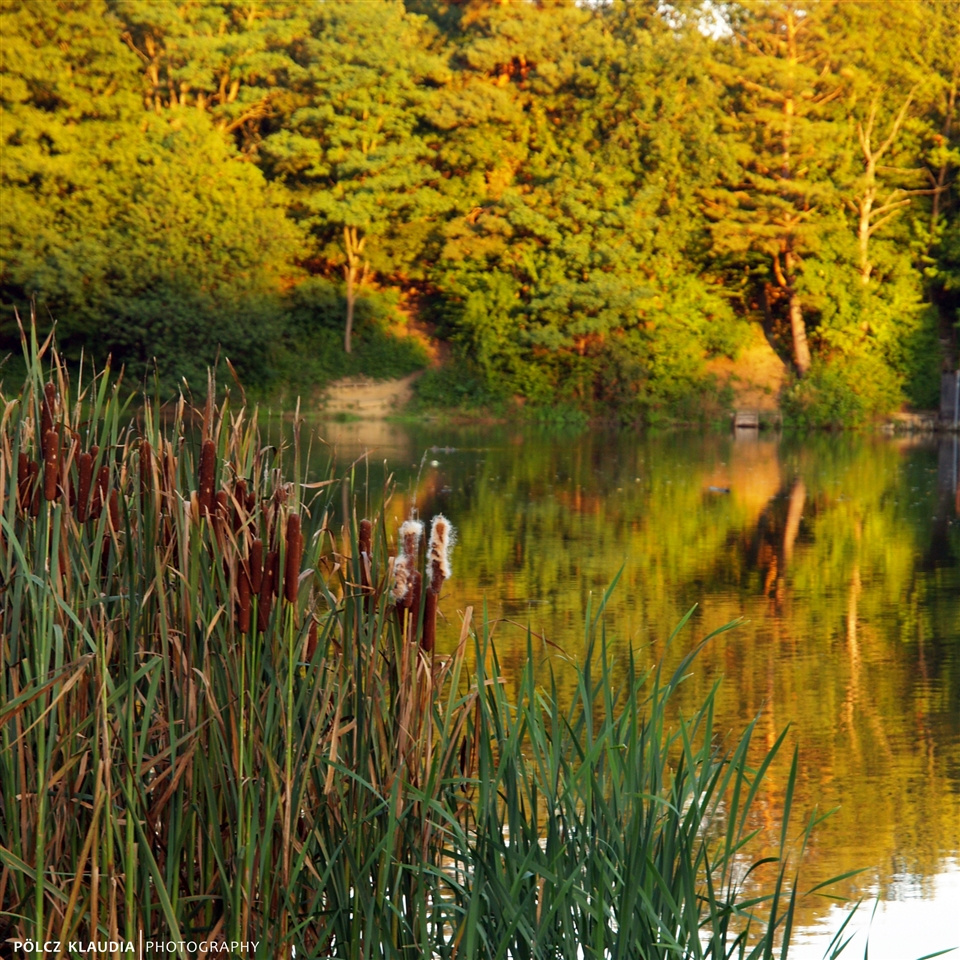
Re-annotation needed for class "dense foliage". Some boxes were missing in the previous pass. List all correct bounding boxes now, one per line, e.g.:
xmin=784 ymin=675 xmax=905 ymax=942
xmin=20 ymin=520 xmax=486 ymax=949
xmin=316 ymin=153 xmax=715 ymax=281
xmin=2 ymin=0 xmax=958 ymax=420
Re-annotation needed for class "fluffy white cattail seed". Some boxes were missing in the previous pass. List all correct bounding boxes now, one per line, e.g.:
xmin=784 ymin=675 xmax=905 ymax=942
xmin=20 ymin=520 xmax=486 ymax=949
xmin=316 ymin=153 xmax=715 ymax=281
xmin=427 ymin=514 xmax=455 ymax=592
xmin=392 ymin=519 xmax=424 ymax=603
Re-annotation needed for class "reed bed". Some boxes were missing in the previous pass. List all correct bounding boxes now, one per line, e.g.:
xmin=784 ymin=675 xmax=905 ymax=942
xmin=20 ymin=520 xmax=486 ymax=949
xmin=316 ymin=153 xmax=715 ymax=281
xmin=1 ymin=322 xmax=851 ymax=959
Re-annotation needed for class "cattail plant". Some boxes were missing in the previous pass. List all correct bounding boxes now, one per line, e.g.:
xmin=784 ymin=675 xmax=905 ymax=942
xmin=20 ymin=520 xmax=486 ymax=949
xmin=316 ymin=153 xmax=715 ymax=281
xmin=284 ymin=513 xmax=302 ymax=604
xmin=392 ymin=518 xmax=423 ymax=639
xmin=42 ymin=429 xmax=59 ymax=501
xmin=259 ymin=549 xmax=277 ymax=632
xmin=198 ymin=438 xmax=216 ymax=518
xmin=237 ymin=555 xmax=252 ymax=633
xmin=422 ymin=514 xmax=455 ymax=654
xmin=358 ymin=517 xmax=372 ymax=591
xmin=250 ymin=537 xmax=264 ymax=593
xmin=75 ymin=450 xmax=92 ymax=522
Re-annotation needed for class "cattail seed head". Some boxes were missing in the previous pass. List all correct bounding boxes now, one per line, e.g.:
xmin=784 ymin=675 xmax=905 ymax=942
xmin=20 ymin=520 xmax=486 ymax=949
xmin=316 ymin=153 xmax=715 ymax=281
xmin=258 ymin=550 xmax=277 ymax=632
xmin=76 ymin=452 xmax=93 ymax=522
xmin=306 ymin=619 xmax=318 ymax=661
xmin=427 ymin=514 xmax=455 ymax=593
xmin=400 ymin=519 xmax=423 ymax=560
xmin=392 ymin=519 xmax=423 ymax=603
xmin=284 ymin=514 xmax=302 ymax=604
xmin=41 ymin=382 xmax=56 ymax=451
xmin=198 ymin=440 xmax=216 ymax=518
xmin=43 ymin=429 xmax=60 ymax=501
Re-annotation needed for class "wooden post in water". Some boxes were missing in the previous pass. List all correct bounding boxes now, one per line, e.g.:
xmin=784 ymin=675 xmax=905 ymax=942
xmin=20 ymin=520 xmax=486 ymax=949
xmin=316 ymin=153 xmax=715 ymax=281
xmin=941 ymin=370 xmax=960 ymax=430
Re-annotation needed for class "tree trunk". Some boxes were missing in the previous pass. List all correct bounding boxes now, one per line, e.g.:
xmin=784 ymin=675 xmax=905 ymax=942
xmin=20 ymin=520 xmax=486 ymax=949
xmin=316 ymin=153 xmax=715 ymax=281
xmin=858 ymin=190 xmax=874 ymax=284
xmin=342 ymin=226 xmax=368 ymax=354
xmin=788 ymin=291 xmax=811 ymax=376
xmin=779 ymin=248 xmax=811 ymax=376
xmin=344 ymin=261 xmax=356 ymax=354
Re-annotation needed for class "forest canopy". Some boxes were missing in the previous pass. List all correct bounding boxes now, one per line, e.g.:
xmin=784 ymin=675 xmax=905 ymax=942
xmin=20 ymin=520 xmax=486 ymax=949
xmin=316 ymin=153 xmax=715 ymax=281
xmin=1 ymin=0 xmax=958 ymax=421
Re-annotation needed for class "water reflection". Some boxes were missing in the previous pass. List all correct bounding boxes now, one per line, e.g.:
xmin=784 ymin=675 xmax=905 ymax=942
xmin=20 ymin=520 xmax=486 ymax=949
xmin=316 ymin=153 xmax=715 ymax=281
xmin=298 ymin=418 xmax=960 ymax=953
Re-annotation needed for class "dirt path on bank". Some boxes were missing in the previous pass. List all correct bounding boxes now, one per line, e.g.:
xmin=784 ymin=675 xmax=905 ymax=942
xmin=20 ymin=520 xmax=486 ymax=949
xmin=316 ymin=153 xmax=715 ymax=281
xmin=706 ymin=325 xmax=788 ymax=412
xmin=321 ymin=372 xmax=421 ymax=418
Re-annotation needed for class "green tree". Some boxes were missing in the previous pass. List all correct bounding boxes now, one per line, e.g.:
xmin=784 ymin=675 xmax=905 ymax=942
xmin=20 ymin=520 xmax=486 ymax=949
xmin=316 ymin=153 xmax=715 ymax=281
xmin=429 ymin=0 xmax=741 ymax=415
xmin=109 ymin=0 xmax=307 ymax=153
xmin=260 ymin=1 xmax=448 ymax=353
xmin=1 ymin=0 xmax=300 ymax=388
xmin=705 ymin=1 xmax=846 ymax=377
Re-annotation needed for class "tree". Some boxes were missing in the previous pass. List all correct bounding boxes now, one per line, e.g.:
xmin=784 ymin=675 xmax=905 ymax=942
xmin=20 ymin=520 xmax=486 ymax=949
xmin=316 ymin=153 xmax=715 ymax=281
xmin=109 ymin=0 xmax=307 ymax=153
xmin=260 ymin=1 xmax=448 ymax=353
xmin=429 ymin=0 xmax=741 ymax=413
xmin=1 ymin=0 xmax=300 ymax=388
xmin=705 ymin=1 xmax=845 ymax=377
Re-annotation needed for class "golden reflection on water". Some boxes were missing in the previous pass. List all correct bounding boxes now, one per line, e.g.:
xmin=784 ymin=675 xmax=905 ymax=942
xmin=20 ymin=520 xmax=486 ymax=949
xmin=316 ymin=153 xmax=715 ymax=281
xmin=307 ymin=419 xmax=960 ymax=939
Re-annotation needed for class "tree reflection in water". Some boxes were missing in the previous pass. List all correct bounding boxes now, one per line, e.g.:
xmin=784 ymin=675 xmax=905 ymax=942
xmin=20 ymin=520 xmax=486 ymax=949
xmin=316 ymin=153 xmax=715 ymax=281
xmin=304 ymin=418 xmax=960 ymax=943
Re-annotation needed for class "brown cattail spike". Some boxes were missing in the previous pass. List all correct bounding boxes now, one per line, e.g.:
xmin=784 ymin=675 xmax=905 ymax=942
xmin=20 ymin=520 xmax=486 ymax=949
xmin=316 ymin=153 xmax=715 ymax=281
xmin=258 ymin=550 xmax=277 ymax=632
xmin=250 ymin=538 xmax=264 ymax=594
xmin=427 ymin=514 xmax=454 ymax=594
xmin=284 ymin=514 xmax=302 ymax=605
xmin=76 ymin=452 xmax=93 ymax=522
xmin=305 ymin=619 xmax=318 ymax=661
xmin=43 ymin=429 xmax=60 ymax=501
xmin=198 ymin=440 xmax=216 ymax=518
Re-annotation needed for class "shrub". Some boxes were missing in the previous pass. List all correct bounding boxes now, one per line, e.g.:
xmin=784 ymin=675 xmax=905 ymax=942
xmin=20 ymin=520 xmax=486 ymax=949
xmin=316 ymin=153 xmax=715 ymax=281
xmin=782 ymin=355 xmax=903 ymax=429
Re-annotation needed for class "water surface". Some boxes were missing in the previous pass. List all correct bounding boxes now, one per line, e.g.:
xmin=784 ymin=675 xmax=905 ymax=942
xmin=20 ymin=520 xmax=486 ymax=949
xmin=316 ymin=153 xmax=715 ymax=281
xmin=288 ymin=417 xmax=960 ymax=957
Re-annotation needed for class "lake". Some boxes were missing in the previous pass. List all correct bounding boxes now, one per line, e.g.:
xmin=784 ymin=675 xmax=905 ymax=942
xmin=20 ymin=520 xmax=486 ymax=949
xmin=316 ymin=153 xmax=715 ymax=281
xmin=281 ymin=415 xmax=960 ymax=957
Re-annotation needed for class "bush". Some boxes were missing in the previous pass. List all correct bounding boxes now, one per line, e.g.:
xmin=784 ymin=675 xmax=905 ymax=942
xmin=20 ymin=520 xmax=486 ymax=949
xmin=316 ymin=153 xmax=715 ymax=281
xmin=413 ymin=362 xmax=505 ymax=411
xmin=782 ymin=354 xmax=903 ymax=429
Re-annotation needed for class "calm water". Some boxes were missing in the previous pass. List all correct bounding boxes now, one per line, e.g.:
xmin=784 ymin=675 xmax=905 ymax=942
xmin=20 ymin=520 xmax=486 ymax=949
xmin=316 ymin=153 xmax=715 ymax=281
xmin=286 ymin=416 xmax=960 ymax=956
